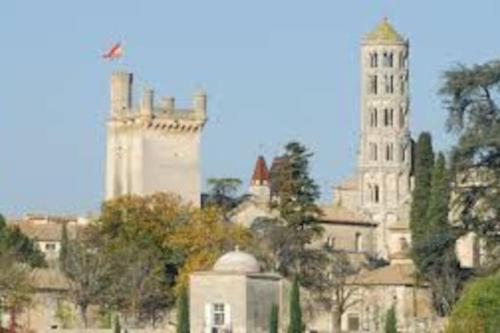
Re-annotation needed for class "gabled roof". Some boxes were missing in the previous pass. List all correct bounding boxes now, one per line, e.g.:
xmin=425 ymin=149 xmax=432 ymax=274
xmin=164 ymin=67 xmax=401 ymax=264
xmin=251 ymin=155 xmax=270 ymax=184
xmin=364 ymin=18 xmax=405 ymax=44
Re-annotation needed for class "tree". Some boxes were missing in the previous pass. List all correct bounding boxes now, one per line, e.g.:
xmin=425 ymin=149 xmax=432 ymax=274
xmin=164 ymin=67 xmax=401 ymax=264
xmin=309 ymin=248 xmax=359 ymax=333
xmin=62 ymin=237 xmax=111 ymax=327
xmin=176 ymin=287 xmax=189 ymax=333
xmin=205 ymin=178 xmax=243 ymax=212
xmin=252 ymin=141 xmax=323 ymax=279
xmin=440 ymin=60 xmax=500 ymax=259
xmin=269 ymin=304 xmax=278 ymax=333
xmin=384 ymin=306 xmax=397 ymax=333
xmin=446 ymin=272 xmax=500 ymax=333
xmin=288 ymin=277 xmax=302 ymax=333
xmin=413 ymin=153 xmax=463 ymax=315
xmin=0 ymin=214 xmax=46 ymax=268
xmin=59 ymin=222 xmax=69 ymax=271
xmin=410 ymin=132 xmax=434 ymax=246
xmin=113 ymin=315 xmax=121 ymax=333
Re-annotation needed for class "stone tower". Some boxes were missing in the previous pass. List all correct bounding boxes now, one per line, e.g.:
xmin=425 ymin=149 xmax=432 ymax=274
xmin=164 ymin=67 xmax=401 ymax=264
xmin=105 ymin=71 xmax=207 ymax=206
xmin=358 ymin=19 xmax=413 ymax=257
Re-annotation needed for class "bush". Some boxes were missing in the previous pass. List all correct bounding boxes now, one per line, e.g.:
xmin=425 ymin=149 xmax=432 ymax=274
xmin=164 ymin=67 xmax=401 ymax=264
xmin=447 ymin=273 xmax=500 ymax=333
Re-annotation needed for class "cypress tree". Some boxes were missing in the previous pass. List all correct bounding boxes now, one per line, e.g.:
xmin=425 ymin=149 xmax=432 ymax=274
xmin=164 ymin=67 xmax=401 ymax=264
xmin=59 ymin=223 xmax=69 ymax=272
xmin=177 ymin=287 xmax=190 ymax=333
xmin=113 ymin=315 xmax=121 ymax=333
xmin=384 ymin=306 xmax=397 ymax=333
xmin=288 ymin=277 xmax=302 ymax=333
xmin=410 ymin=132 xmax=434 ymax=247
xmin=426 ymin=153 xmax=450 ymax=232
xmin=269 ymin=304 xmax=278 ymax=333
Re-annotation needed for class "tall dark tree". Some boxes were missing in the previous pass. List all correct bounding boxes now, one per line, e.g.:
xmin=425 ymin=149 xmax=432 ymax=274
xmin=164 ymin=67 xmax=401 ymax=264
xmin=384 ymin=306 xmax=397 ymax=333
xmin=409 ymin=132 xmax=435 ymax=245
xmin=440 ymin=60 xmax=500 ymax=263
xmin=269 ymin=304 xmax=278 ymax=333
xmin=113 ymin=315 xmax=121 ymax=333
xmin=59 ymin=222 xmax=69 ymax=271
xmin=413 ymin=153 xmax=463 ymax=316
xmin=288 ymin=277 xmax=302 ymax=333
xmin=176 ymin=287 xmax=189 ymax=333
xmin=205 ymin=178 xmax=243 ymax=212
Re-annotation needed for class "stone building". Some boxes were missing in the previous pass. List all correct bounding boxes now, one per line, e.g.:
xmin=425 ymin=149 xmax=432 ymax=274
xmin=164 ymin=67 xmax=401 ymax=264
xmin=105 ymin=72 xmax=207 ymax=207
xmin=190 ymin=249 xmax=282 ymax=333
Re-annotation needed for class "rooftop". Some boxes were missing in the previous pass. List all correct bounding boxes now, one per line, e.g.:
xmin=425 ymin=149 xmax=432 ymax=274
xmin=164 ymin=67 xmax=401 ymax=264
xmin=364 ymin=18 xmax=405 ymax=44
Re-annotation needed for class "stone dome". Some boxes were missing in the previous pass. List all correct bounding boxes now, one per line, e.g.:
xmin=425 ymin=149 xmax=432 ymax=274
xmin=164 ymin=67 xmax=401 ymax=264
xmin=213 ymin=249 xmax=260 ymax=274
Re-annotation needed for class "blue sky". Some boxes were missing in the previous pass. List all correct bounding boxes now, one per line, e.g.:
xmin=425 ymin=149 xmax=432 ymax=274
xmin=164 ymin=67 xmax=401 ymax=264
xmin=1 ymin=0 xmax=499 ymax=216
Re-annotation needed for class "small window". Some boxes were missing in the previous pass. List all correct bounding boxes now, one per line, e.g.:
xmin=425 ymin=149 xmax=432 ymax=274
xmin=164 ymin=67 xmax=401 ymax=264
xmin=369 ymin=52 xmax=378 ymax=68
xmin=400 ymin=75 xmax=406 ymax=95
xmin=45 ymin=243 xmax=56 ymax=251
xmin=399 ymin=108 xmax=405 ymax=128
xmin=355 ymin=233 xmax=363 ymax=252
xmin=326 ymin=236 xmax=335 ymax=249
xmin=399 ymin=51 xmax=407 ymax=68
xmin=374 ymin=185 xmax=380 ymax=203
xmin=369 ymin=75 xmax=378 ymax=95
xmin=369 ymin=108 xmax=378 ymax=127
xmin=385 ymin=75 xmax=394 ymax=94
xmin=348 ymin=314 xmax=361 ymax=331
xmin=386 ymin=143 xmax=394 ymax=161
xmin=383 ymin=52 xmax=393 ymax=67
xmin=369 ymin=143 xmax=378 ymax=161
xmin=384 ymin=109 xmax=394 ymax=127
xmin=213 ymin=303 xmax=225 ymax=327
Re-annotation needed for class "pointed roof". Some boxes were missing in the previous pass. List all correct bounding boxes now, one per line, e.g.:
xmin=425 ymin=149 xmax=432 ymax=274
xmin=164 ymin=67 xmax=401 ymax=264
xmin=251 ymin=155 xmax=270 ymax=184
xmin=364 ymin=18 xmax=405 ymax=44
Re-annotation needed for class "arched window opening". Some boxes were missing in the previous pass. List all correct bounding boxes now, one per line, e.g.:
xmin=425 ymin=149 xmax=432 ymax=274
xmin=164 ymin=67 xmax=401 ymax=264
xmin=369 ymin=75 xmax=378 ymax=94
xmin=370 ymin=52 xmax=378 ymax=68
xmin=369 ymin=143 xmax=378 ymax=161
xmin=374 ymin=185 xmax=380 ymax=203
xmin=355 ymin=232 xmax=363 ymax=252
xmin=383 ymin=52 xmax=394 ymax=67
xmin=385 ymin=75 xmax=394 ymax=94
xmin=370 ymin=108 xmax=378 ymax=127
xmin=386 ymin=143 xmax=394 ymax=161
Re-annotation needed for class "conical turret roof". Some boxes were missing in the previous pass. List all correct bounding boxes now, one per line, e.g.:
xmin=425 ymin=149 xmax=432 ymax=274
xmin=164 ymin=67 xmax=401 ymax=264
xmin=364 ymin=18 xmax=405 ymax=44
xmin=251 ymin=155 xmax=270 ymax=184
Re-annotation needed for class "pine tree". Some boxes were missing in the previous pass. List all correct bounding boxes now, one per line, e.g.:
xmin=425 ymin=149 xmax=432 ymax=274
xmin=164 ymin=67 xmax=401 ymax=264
xmin=288 ymin=277 xmax=302 ymax=333
xmin=269 ymin=304 xmax=278 ymax=333
xmin=177 ymin=287 xmax=190 ymax=333
xmin=410 ymin=132 xmax=434 ymax=252
xmin=384 ymin=306 xmax=397 ymax=333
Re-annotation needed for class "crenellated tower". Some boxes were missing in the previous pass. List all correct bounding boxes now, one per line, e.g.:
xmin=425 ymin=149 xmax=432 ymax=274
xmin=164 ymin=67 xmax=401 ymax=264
xmin=105 ymin=71 xmax=207 ymax=206
xmin=358 ymin=19 xmax=413 ymax=257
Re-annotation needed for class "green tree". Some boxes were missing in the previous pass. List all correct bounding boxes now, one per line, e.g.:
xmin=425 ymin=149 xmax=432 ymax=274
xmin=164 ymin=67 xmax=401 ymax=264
xmin=269 ymin=304 xmax=278 ymax=333
xmin=176 ymin=287 xmax=189 ymax=333
xmin=446 ymin=272 xmax=500 ymax=333
xmin=113 ymin=315 xmax=121 ymax=333
xmin=410 ymin=132 xmax=435 ymax=246
xmin=288 ymin=277 xmax=302 ymax=333
xmin=59 ymin=222 xmax=69 ymax=271
xmin=440 ymin=60 xmax=500 ymax=264
xmin=205 ymin=178 xmax=243 ymax=212
xmin=252 ymin=141 xmax=323 ymax=279
xmin=413 ymin=153 xmax=463 ymax=315
xmin=384 ymin=306 xmax=397 ymax=333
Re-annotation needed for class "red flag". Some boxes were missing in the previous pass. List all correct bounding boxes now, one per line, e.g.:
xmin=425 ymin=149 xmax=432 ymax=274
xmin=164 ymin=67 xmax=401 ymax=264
xmin=102 ymin=42 xmax=123 ymax=60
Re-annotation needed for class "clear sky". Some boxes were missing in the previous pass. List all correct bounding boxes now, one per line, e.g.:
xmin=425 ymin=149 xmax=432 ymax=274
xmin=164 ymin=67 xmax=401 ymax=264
xmin=1 ymin=0 xmax=499 ymax=216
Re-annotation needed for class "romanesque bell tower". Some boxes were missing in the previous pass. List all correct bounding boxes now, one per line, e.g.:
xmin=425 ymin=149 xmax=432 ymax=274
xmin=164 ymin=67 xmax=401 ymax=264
xmin=358 ymin=19 xmax=413 ymax=256
xmin=105 ymin=71 xmax=207 ymax=206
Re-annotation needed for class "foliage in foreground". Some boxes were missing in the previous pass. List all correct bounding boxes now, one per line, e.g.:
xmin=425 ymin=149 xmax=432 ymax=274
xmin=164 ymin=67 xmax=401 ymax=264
xmin=446 ymin=272 xmax=500 ymax=333
xmin=384 ymin=306 xmax=397 ymax=333
xmin=288 ymin=277 xmax=302 ymax=333
xmin=176 ymin=287 xmax=189 ymax=333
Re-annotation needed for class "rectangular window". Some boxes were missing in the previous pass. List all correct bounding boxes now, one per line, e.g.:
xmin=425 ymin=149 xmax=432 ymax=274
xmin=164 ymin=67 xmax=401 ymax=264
xmin=348 ymin=314 xmax=361 ymax=331
xmin=370 ymin=53 xmax=378 ymax=68
xmin=383 ymin=52 xmax=393 ymax=67
xmin=45 ymin=243 xmax=56 ymax=251
xmin=369 ymin=108 xmax=378 ymax=127
xmin=385 ymin=75 xmax=394 ymax=94
xmin=399 ymin=108 xmax=405 ymax=128
xmin=212 ymin=303 xmax=225 ymax=327
xmin=400 ymin=75 xmax=406 ymax=95
xmin=369 ymin=75 xmax=378 ymax=94
xmin=369 ymin=143 xmax=378 ymax=161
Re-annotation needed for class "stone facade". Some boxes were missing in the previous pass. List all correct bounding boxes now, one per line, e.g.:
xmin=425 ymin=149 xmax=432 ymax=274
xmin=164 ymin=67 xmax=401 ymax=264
xmin=331 ymin=19 xmax=413 ymax=259
xmin=190 ymin=250 xmax=281 ymax=333
xmin=105 ymin=72 xmax=207 ymax=207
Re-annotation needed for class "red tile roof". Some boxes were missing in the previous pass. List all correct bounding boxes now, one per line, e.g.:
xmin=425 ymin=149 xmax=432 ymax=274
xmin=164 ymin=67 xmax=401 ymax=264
xmin=251 ymin=155 xmax=270 ymax=185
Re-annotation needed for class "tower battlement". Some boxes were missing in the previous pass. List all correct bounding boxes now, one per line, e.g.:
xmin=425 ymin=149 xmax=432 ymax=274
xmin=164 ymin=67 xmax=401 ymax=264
xmin=106 ymin=71 xmax=207 ymax=206
xmin=110 ymin=71 xmax=207 ymax=134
